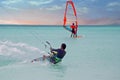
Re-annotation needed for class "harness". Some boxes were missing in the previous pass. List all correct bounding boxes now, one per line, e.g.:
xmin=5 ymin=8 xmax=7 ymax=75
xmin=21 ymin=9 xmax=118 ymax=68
xmin=54 ymin=57 xmax=62 ymax=63
xmin=50 ymin=51 xmax=62 ymax=64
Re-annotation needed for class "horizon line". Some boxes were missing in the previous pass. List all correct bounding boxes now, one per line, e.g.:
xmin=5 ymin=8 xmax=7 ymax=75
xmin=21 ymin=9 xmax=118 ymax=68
xmin=0 ymin=24 xmax=120 ymax=26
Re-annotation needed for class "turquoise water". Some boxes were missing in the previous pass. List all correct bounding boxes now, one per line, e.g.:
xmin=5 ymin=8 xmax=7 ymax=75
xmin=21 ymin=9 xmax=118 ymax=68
xmin=0 ymin=25 xmax=120 ymax=80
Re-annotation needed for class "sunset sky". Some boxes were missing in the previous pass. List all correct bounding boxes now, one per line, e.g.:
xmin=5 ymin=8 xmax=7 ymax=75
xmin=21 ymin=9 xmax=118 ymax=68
xmin=0 ymin=0 xmax=120 ymax=25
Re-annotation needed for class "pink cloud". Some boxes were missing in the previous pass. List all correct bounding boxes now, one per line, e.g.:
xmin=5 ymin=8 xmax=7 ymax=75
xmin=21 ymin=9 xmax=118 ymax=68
xmin=78 ymin=18 xmax=120 ymax=25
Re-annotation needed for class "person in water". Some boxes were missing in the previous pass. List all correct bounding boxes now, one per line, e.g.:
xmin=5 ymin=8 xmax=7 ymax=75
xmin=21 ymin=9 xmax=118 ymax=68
xmin=63 ymin=23 xmax=77 ymax=38
xmin=31 ymin=43 xmax=66 ymax=64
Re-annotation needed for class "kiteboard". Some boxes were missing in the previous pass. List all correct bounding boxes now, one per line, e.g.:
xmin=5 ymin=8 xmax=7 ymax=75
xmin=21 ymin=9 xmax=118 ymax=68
xmin=74 ymin=35 xmax=81 ymax=38
xmin=74 ymin=35 xmax=84 ymax=38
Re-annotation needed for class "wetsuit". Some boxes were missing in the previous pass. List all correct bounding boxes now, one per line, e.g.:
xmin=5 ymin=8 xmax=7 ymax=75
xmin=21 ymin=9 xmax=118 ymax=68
xmin=50 ymin=49 xmax=66 ymax=64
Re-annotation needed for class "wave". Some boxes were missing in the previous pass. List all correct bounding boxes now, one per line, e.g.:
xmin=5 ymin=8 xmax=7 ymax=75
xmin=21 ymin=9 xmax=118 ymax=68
xmin=0 ymin=41 xmax=46 ymax=66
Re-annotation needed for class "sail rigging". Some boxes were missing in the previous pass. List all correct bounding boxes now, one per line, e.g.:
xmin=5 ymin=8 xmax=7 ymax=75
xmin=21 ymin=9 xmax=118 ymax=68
xmin=63 ymin=0 xmax=78 ymax=34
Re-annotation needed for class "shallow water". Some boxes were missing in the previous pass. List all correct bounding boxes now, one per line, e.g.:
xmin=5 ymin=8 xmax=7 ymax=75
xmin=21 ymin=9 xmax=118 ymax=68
xmin=0 ymin=25 xmax=120 ymax=80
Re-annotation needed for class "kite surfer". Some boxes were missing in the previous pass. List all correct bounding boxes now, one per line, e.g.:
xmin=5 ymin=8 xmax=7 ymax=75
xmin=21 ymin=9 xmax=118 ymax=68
xmin=31 ymin=42 xmax=66 ymax=64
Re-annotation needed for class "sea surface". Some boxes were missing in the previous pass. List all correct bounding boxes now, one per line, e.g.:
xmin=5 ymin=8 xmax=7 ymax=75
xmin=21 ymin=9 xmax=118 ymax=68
xmin=0 ymin=25 xmax=120 ymax=80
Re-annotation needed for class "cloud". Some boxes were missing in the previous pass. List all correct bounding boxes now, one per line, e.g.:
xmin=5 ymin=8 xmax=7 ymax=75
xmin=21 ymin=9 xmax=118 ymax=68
xmin=1 ymin=0 xmax=53 ymax=5
xmin=107 ymin=2 xmax=120 ymax=7
xmin=29 ymin=0 xmax=54 ymax=6
xmin=90 ymin=0 xmax=97 ymax=2
xmin=1 ymin=0 xmax=54 ymax=10
xmin=78 ymin=7 xmax=89 ymax=15
xmin=0 ymin=19 xmax=19 ymax=24
xmin=3 ymin=5 xmax=19 ymax=10
xmin=106 ymin=2 xmax=120 ymax=11
xmin=1 ymin=0 xmax=24 ymax=10
xmin=1 ymin=0 xmax=22 ymax=5
xmin=82 ymin=18 xmax=120 ymax=25
xmin=0 ymin=19 xmax=41 ymax=25
xmin=46 ymin=5 xmax=62 ymax=11
xmin=29 ymin=1 xmax=40 ymax=6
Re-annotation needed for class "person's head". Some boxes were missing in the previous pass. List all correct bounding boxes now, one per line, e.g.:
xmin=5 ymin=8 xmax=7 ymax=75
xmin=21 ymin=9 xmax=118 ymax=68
xmin=61 ymin=43 xmax=66 ymax=50
xmin=72 ymin=23 xmax=74 ymax=25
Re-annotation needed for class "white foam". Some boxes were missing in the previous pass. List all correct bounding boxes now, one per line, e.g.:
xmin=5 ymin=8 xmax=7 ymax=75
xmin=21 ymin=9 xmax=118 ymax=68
xmin=0 ymin=41 xmax=46 ymax=61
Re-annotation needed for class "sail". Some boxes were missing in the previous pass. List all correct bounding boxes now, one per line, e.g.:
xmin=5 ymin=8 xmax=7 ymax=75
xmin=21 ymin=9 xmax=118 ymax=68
xmin=63 ymin=0 xmax=78 ymax=34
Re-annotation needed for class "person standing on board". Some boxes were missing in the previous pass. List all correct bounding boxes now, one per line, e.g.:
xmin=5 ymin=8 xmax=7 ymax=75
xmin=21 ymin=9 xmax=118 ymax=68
xmin=70 ymin=23 xmax=77 ymax=38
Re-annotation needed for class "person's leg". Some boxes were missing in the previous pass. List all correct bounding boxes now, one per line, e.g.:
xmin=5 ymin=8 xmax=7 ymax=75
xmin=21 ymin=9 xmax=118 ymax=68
xmin=42 ymin=55 xmax=50 ymax=60
xmin=71 ymin=33 xmax=73 ymax=37
xmin=31 ymin=58 xmax=41 ymax=62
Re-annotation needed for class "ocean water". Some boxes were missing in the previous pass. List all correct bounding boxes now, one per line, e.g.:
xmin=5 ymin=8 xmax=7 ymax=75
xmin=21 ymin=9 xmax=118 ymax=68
xmin=0 ymin=25 xmax=120 ymax=80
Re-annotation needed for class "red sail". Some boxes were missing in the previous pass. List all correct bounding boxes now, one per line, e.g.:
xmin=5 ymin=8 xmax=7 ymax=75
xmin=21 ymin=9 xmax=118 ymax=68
xmin=63 ymin=0 xmax=78 ymax=33
xmin=63 ymin=0 xmax=77 ymax=26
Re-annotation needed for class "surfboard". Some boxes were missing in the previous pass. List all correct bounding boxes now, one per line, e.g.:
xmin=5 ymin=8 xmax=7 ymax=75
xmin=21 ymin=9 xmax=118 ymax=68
xmin=73 ymin=35 xmax=83 ymax=38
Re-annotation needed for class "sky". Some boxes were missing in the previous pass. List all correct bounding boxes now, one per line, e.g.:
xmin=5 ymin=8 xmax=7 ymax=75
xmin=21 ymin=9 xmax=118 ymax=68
xmin=0 ymin=0 xmax=120 ymax=25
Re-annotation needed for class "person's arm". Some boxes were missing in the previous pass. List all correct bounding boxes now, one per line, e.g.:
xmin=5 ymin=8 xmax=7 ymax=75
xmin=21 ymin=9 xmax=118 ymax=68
xmin=50 ymin=48 xmax=58 ymax=55
xmin=49 ymin=48 xmax=58 ymax=57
